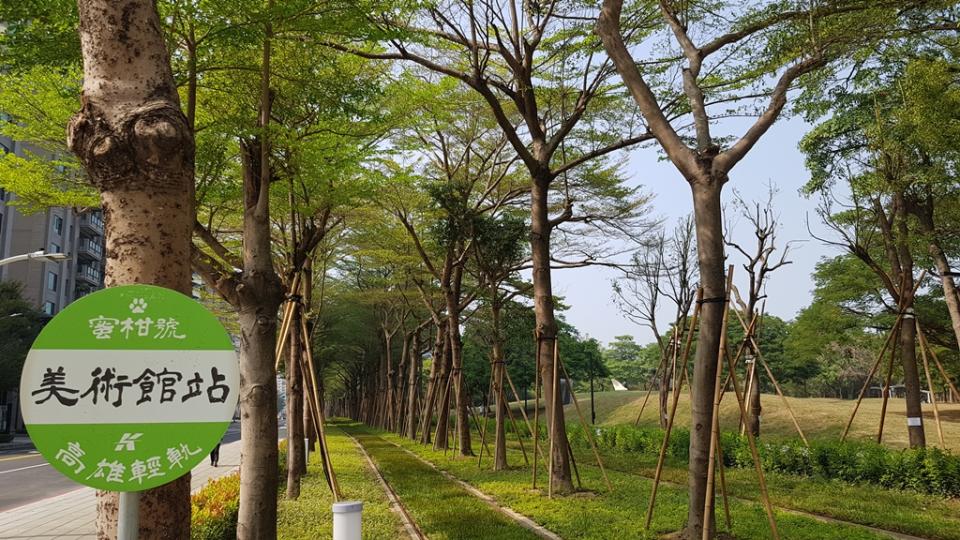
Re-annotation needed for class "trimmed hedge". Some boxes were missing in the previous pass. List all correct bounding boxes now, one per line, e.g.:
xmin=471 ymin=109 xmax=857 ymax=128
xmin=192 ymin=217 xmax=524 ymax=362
xmin=191 ymin=473 xmax=240 ymax=540
xmin=565 ymin=423 xmax=960 ymax=497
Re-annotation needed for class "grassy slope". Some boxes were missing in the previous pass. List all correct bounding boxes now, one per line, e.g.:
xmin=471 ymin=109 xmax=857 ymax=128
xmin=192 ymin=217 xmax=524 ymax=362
xmin=368 ymin=426 xmax=893 ymax=540
xmin=567 ymin=390 xmax=960 ymax=449
xmin=551 ymin=390 xmax=960 ymax=539
xmin=277 ymin=424 xmax=408 ymax=539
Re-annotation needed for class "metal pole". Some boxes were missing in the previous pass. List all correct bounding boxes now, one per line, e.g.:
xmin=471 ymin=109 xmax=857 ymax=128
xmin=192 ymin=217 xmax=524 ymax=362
xmin=118 ymin=491 xmax=139 ymax=540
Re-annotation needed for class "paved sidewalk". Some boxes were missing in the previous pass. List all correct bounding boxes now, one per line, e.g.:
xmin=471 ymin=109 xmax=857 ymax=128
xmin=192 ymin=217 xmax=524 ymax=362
xmin=0 ymin=439 xmax=241 ymax=539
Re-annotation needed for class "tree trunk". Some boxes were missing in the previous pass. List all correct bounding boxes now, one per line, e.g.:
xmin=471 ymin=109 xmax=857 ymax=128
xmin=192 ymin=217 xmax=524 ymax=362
xmin=492 ymin=299 xmax=507 ymax=470
xmin=446 ymin=265 xmax=472 ymax=456
xmin=405 ymin=331 xmax=421 ymax=439
xmin=285 ymin=306 xmax=305 ymax=498
xmin=746 ymin=303 xmax=761 ymax=437
xmin=235 ymin=135 xmax=284 ymax=540
xmin=419 ymin=324 xmax=445 ymax=444
xmin=899 ymin=263 xmax=926 ymax=447
xmin=69 ymin=1 xmax=194 ymax=537
xmin=658 ymin=337 xmax=672 ymax=428
xmin=685 ymin=179 xmax=726 ymax=539
xmin=434 ymin=334 xmax=453 ymax=449
xmin=530 ymin=177 xmax=573 ymax=493
xmin=383 ymin=329 xmax=395 ymax=430
xmin=914 ymin=201 xmax=960 ymax=352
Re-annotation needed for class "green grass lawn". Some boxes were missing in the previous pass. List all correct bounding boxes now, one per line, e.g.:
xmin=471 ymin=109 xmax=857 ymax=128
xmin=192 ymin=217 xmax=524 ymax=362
xmin=361 ymin=425 xmax=896 ymax=540
xmin=277 ymin=423 xmax=408 ymax=539
xmin=572 ymin=390 xmax=960 ymax=449
xmin=339 ymin=421 xmax=541 ymax=540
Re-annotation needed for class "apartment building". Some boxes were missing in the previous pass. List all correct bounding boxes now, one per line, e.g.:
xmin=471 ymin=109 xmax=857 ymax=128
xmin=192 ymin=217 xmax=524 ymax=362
xmin=0 ymin=137 xmax=106 ymax=315
xmin=0 ymin=137 xmax=106 ymax=433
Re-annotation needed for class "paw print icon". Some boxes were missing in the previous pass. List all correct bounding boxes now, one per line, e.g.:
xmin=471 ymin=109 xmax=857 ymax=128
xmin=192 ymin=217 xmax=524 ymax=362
xmin=129 ymin=298 xmax=148 ymax=313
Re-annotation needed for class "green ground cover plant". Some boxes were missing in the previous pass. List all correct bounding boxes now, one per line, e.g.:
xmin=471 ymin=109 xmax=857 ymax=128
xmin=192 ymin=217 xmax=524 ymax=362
xmin=340 ymin=421 xmax=540 ymax=540
xmin=277 ymin=424 xmax=408 ymax=539
xmin=352 ymin=423 xmax=894 ymax=540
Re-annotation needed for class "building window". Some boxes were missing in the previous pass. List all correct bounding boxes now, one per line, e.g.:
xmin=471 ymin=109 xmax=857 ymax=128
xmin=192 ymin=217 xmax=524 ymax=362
xmin=47 ymin=271 xmax=58 ymax=292
xmin=42 ymin=301 xmax=55 ymax=315
xmin=49 ymin=242 xmax=61 ymax=253
xmin=53 ymin=215 xmax=64 ymax=236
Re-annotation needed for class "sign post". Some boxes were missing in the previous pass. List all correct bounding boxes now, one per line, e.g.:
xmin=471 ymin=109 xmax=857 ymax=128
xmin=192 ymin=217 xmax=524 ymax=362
xmin=20 ymin=284 xmax=239 ymax=535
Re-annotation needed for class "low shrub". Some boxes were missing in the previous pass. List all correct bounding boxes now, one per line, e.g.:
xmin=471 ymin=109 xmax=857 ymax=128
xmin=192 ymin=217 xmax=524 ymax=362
xmin=191 ymin=473 xmax=240 ymax=540
xmin=566 ymin=423 xmax=960 ymax=497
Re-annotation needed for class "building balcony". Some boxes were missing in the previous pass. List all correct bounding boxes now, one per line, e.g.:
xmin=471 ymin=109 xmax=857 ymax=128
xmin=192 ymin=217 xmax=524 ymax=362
xmin=79 ymin=213 xmax=104 ymax=235
xmin=76 ymin=264 xmax=102 ymax=286
xmin=76 ymin=238 xmax=103 ymax=261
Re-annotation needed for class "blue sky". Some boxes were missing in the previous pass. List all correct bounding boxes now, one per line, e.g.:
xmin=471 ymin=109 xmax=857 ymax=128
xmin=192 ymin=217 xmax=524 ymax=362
xmin=553 ymin=114 xmax=837 ymax=347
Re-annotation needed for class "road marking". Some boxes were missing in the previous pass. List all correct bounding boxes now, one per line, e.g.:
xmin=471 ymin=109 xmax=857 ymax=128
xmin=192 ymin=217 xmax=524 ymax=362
xmin=0 ymin=463 xmax=49 ymax=475
xmin=0 ymin=453 xmax=39 ymax=462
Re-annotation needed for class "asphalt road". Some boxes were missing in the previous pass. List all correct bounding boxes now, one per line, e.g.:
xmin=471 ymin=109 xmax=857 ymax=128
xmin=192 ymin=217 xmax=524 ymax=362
xmin=0 ymin=422 xmax=243 ymax=512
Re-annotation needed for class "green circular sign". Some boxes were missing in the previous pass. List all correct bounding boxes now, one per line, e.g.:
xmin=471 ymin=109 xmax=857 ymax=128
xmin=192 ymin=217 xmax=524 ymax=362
xmin=19 ymin=285 xmax=238 ymax=492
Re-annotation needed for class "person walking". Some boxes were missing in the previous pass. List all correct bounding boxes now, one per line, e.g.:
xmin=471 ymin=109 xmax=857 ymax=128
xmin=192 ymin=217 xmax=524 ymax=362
xmin=210 ymin=441 xmax=221 ymax=467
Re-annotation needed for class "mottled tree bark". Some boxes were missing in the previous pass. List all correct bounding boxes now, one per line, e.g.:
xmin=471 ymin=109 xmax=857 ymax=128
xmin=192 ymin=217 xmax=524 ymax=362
xmin=68 ymin=1 xmax=194 ymax=537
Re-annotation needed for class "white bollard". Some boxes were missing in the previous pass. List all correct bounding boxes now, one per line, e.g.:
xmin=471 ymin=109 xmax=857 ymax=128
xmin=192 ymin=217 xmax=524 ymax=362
xmin=332 ymin=501 xmax=363 ymax=540
xmin=304 ymin=437 xmax=310 ymax=464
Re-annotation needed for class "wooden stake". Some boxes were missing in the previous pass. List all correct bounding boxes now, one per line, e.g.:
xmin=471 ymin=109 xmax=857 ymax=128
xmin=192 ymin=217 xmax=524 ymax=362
xmin=841 ymin=318 xmax=902 ymax=441
xmin=499 ymin=373 xmax=530 ymax=465
xmin=720 ymin=277 xmax=780 ymax=540
xmin=644 ymin=288 xmax=702 ymax=530
xmin=504 ymin=366 xmax=543 ymax=466
xmin=729 ymin=305 xmax=810 ymax=446
xmin=274 ymin=273 xmax=301 ymax=369
xmin=477 ymin=362 xmax=496 ymax=468
xmin=703 ymin=268 xmax=734 ymax=540
xmin=635 ymin=335 xmax=673 ymax=427
xmin=918 ymin=327 xmax=960 ymax=402
xmin=715 ymin=435 xmax=732 ymax=530
xmin=300 ymin=307 xmax=341 ymax=500
xmin=532 ymin=333 xmax=542 ymax=489
xmin=548 ymin=338 xmax=559 ymax=498
xmin=918 ymin=320 xmax=946 ymax=448
xmin=560 ymin=355 xmax=612 ymax=491
xmin=842 ymin=271 xmax=927 ymax=441
xmin=877 ymin=325 xmax=899 ymax=444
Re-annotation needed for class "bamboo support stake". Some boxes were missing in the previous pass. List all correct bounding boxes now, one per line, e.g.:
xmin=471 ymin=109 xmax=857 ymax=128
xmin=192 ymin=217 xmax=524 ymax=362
xmin=715 ymin=436 xmax=732 ymax=530
xmin=703 ymin=269 xmax=734 ymax=540
xmin=532 ymin=334 xmax=542 ymax=489
xmin=504 ymin=367 xmax=544 ymax=466
xmin=469 ymin=408 xmax=492 ymax=459
xmin=877 ymin=327 xmax=899 ymax=444
xmin=566 ymin=437 xmax=583 ymax=490
xmin=300 ymin=312 xmax=341 ymax=500
xmin=644 ymin=288 xmax=703 ymax=530
xmin=918 ymin=320 xmax=946 ymax=448
xmin=560 ymin=355 xmax=612 ymax=491
xmin=840 ymin=272 xmax=926 ymax=441
xmin=918 ymin=327 xmax=960 ymax=402
xmin=635 ymin=338 xmax=672 ymax=427
xmin=499 ymin=376 xmax=530 ymax=465
xmin=477 ymin=363 xmax=497 ymax=468
xmin=727 ymin=305 xmax=808 ymax=445
xmin=720 ymin=286 xmax=780 ymax=540
xmin=548 ymin=338 xmax=560 ymax=498
xmin=274 ymin=273 xmax=302 ymax=369
xmin=841 ymin=318 xmax=903 ymax=441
